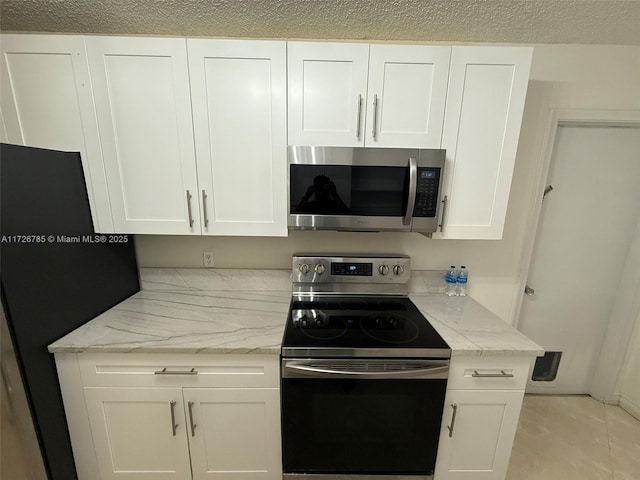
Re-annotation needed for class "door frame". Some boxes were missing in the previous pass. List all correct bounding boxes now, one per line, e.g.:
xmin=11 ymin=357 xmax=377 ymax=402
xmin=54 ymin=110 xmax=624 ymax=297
xmin=512 ymin=108 xmax=640 ymax=400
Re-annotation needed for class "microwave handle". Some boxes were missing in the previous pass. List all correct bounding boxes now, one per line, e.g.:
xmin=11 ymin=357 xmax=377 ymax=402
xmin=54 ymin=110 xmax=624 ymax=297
xmin=403 ymin=157 xmax=418 ymax=226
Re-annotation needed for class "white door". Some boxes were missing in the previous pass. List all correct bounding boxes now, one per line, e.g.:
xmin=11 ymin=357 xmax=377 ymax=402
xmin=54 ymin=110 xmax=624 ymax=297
xmin=187 ymin=39 xmax=287 ymax=236
xmin=435 ymin=46 xmax=532 ymax=239
xmin=287 ymin=42 xmax=369 ymax=147
xmin=0 ymin=34 xmax=113 ymax=232
xmin=365 ymin=45 xmax=450 ymax=148
xmin=83 ymin=387 xmax=192 ymax=480
xmin=519 ymin=125 xmax=640 ymax=393
xmin=86 ymin=36 xmax=200 ymax=235
xmin=185 ymin=388 xmax=281 ymax=480
xmin=434 ymin=390 xmax=524 ymax=480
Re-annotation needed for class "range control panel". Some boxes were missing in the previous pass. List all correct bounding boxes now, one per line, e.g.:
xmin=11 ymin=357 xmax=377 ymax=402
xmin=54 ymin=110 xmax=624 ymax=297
xmin=292 ymin=255 xmax=411 ymax=285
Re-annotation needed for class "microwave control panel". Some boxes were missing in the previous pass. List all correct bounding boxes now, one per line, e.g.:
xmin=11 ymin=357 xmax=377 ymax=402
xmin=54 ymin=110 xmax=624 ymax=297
xmin=413 ymin=168 xmax=441 ymax=217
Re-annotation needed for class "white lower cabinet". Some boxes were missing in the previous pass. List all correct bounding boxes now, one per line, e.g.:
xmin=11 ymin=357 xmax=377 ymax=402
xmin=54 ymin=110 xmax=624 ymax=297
xmin=434 ymin=355 xmax=533 ymax=480
xmin=434 ymin=390 xmax=524 ymax=480
xmin=56 ymin=353 xmax=282 ymax=480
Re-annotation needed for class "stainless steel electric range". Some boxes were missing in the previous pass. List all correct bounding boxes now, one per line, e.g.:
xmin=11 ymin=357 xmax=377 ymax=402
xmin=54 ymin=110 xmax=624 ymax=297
xmin=281 ymin=255 xmax=451 ymax=480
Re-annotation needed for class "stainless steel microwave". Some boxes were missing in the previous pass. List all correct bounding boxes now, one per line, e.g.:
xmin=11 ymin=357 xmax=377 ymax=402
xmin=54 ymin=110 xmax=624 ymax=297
xmin=288 ymin=146 xmax=446 ymax=233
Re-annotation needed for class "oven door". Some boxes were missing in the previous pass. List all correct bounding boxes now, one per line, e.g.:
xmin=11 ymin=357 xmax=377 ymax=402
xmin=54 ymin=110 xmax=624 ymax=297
xmin=281 ymin=358 xmax=448 ymax=479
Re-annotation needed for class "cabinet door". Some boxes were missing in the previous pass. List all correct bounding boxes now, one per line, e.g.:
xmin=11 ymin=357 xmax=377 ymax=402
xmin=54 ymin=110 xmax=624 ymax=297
xmin=188 ymin=39 xmax=287 ymax=236
xmin=86 ymin=36 xmax=200 ymax=234
xmin=185 ymin=388 xmax=281 ymax=480
xmin=434 ymin=390 xmax=524 ymax=480
xmin=366 ymin=45 xmax=450 ymax=148
xmin=0 ymin=34 xmax=113 ymax=232
xmin=83 ymin=387 xmax=192 ymax=480
xmin=435 ymin=47 xmax=532 ymax=239
xmin=288 ymin=42 xmax=369 ymax=147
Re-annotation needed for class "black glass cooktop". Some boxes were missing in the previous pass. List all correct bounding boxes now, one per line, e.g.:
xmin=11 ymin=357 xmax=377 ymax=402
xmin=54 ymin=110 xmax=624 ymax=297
xmin=281 ymin=296 xmax=450 ymax=357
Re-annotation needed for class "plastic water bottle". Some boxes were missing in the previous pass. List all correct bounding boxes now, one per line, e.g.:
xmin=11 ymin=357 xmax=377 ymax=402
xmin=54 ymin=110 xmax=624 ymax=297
xmin=457 ymin=266 xmax=468 ymax=297
xmin=445 ymin=266 xmax=458 ymax=296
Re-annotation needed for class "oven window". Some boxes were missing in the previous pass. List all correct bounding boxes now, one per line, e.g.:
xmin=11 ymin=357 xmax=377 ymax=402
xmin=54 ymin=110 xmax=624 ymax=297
xmin=290 ymin=165 xmax=408 ymax=216
xmin=282 ymin=377 xmax=446 ymax=475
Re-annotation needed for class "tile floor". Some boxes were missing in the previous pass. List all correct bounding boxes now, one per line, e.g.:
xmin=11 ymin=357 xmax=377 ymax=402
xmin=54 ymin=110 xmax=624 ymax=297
xmin=507 ymin=395 xmax=640 ymax=480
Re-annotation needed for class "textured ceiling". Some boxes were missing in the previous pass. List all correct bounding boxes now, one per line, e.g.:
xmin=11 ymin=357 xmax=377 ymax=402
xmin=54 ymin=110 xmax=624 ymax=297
xmin=1 ymin=0 xmax=639 ymax=45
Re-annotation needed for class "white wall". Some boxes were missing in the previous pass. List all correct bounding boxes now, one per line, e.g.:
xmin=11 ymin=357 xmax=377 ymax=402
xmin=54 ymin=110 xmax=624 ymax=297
xmin=135 ymin=44 xmax=640 ymax=324
xmin=617 ymin=311 xmax=640 ymax=419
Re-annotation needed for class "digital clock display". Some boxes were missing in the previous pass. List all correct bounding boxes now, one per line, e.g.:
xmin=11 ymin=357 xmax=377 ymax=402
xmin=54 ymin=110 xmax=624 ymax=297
xmin=331 ymin=262 xmax=373 ymax=276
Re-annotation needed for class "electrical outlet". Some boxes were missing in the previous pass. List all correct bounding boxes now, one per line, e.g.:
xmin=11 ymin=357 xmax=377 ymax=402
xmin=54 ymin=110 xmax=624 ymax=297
xmin=203 ymin=250 xmax=214 ymax=268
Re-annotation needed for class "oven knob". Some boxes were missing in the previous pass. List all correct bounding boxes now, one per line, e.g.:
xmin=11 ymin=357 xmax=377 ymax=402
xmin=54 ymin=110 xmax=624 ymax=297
xmin=392 ymin=265 xmax=405 ymax=276
xmin=378 ymin=264 xmax=389 ymax=276
xmin=298 ymin=263 xmax=310 ymax=275
xmin=314 ymin=264 xmax=326 ymax=275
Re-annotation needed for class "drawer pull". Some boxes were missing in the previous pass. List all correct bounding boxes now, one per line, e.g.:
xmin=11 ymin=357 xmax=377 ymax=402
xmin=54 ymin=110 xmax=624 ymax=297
xmin=472 ymin=370 xmax=514 ymax=378
xmin=154 ymin=368 xmax=198 ymax=375
xmin=447 ymin=403 xmax=458 ymax=437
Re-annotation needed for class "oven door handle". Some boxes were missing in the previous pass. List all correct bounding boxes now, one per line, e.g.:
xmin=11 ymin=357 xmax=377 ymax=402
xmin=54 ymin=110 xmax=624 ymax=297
xmin=282 ymin=361 xmax=449 ymax=379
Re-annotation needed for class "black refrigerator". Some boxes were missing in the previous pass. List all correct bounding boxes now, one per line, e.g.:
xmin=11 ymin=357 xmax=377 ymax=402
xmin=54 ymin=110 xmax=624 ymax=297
xmin=0 ymin=143 xmax=140 ymax=480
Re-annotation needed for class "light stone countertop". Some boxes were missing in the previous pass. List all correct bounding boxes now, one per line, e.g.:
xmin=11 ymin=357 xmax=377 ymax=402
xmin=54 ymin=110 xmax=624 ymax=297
xmin=48 ymin=268 xmax=543 ymax=357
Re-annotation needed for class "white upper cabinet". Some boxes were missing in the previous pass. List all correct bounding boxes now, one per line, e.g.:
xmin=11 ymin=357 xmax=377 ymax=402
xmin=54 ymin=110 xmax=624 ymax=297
xmin=287 ymin=42 xmax=451 ymax=148
xmin=187 ymin=39 xmax=287 ymax=236
xmin=287 ymin=42 xmax=370 ymax=147
xmin=434 ymin=46 xmax=533 ymax=240
xmin=365 ymin=44 xmax=450 ymax=148
xmin=0 ymin=34 xmax=113 ymax=232
xmin=86 ymin=36 xmax=200 ymax=235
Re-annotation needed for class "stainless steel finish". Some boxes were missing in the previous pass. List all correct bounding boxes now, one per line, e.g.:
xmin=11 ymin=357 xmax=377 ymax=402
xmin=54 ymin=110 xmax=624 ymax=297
xmin=170 ymin=400 xmax=178 ymax=436
xmin=292 ymin=283 xmax=408 ymax=297
xmin=525 ymin=284 xmax=535 ymax=296
xmin=282 ymin=359 xmax=449 ymax=379
xmin=438 ymin=195 xmax=448 ymax=232
xmin=202 ymin=190 xmax=208 ymax=227
xmin=314 ymin=264 xmax=325 ymax=275
xmin=355 ymin=94 xmax=363 ymax=139
xmin=393 ymin=264 xmax=405 ymax=276
xmin=298 ymin=263 xmax=310 ymax=275
xmin=403 ymin=157 xmax=418 ymax=226
xmin=472 ymin=370 xmax=514 ymax=378
xmin=186 ymin=190 xmax=194 ymax=227
xmin=447 ymin=403 xmax=458 ymax=438
xmin=154 ymin=367 xmax=198 ymax=375
xmin=292 ymin=255 xmax=410 ymax=286
xmin=288 ymin=147 xmax=446 ymax=234
xmin=284 ymin=475 xmax=433 ymax=480
xmin=284 ymin=474 xmax=433 ymax=480
xmin=282 ymin=347 xmax=452 ymax=359
xmin=372 ymin=94 xmax=379 ymax=139
xmin=188 ymin=401 xmax=197 ymax=437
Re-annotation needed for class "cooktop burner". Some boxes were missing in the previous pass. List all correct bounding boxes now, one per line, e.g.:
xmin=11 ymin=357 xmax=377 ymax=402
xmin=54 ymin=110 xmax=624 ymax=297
xmin=282 ymin=296 xmax=449 ymax=357
xmin=282 ymin=255 xmax=451 ymax=359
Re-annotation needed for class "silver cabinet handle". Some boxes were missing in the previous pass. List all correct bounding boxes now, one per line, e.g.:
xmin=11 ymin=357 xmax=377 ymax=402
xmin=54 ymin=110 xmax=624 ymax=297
xmin=372 ymin=94 xmax=378 ymax=139
xmin=170 ymin=401 xmax=178 ymax=436
xmin=447 ymin=403 xmax=458 ymax=437
xmin=472 ymin=370 xmax=514 ymax=378
xmin=188 ymin=401 xmax=197 ymax=437
xmin=186 ymin=190 xmax=194 ymax=228
xmin=438 ymin=195 xmax=448 ymax=232
xmin=154 ymin=368 xmax=198 ymax=375
xmin=403 ymin=157 xmax=417 ymax=226
xmin=202 ymin=190 xmax=209 ymax=228
xmin=355 ymin=94 xmax=363 ymax=139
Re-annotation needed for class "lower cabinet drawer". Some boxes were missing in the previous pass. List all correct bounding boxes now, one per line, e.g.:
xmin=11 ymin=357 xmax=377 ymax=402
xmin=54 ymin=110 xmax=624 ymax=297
xmin=447 ymin=355 xmax=533 ymax=390
xmin=78 ymin=352 xmax=280 ymax=388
